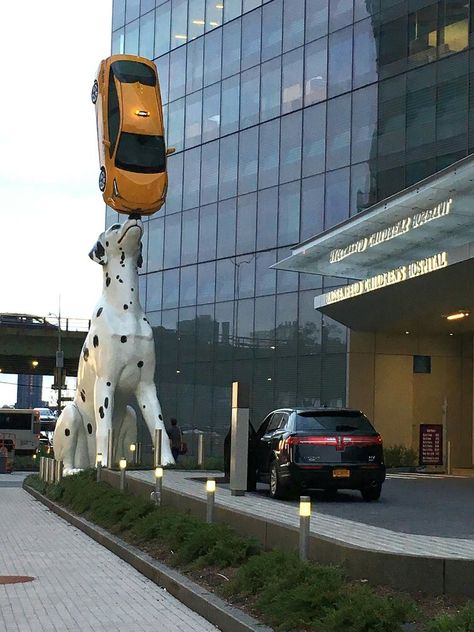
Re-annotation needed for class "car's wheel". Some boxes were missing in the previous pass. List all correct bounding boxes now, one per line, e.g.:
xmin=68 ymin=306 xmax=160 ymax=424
xmin=91 ymin=80 xmax=98 ymax=104
xmin=361 ymin=483 xmax=382 ymax=502
xmin=99 ymin=167 xmax=106 ymax=192
xmin=269 ymin=462 xmax=288 ymax=499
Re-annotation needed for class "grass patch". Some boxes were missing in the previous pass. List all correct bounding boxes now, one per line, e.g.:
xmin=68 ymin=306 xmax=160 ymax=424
xmin=24 ymin=472 xmax=474 ymax=631
xmin=384 ymin=445 xmax=418 ymax=468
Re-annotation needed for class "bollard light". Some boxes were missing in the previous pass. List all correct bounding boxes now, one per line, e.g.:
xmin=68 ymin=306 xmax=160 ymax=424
xmin=299 ymin=496 xmax=311 ymax=561
xmin=206 ymin=478 xmax=216 ymax=523
xmin=119 ymin=458 xmax=127 ymax=470
xmin=119 ymin=458 xmax=127 ymax=492
xmin=32 ymin=454 xmax=37 ymax=461
xmin=130 ymin=443 xmax=136 ymax=452
xmin=154 ymin=466 xmax=164 ymax=506
xmin=96 ymin=452 xmax=103 ymax=482
xmin=129 ymin=442 xmax=136 ymax=465
xmin=155 ymin=466 xmax=164 ymax=479
xmin=96 ymin=452 xmax=103 ymax=465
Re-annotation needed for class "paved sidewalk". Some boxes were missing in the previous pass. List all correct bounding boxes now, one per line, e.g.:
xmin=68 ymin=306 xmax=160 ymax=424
xmin=0 ymin=474 xmax=216 ymax=632
xmin=130 ymin=470 xmax=474 ymax=560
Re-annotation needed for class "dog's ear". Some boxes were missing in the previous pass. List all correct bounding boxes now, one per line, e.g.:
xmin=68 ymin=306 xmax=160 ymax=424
xmin=89 ymin=235 xmax=107 ymax=266
xmin=137 ymin=241 xmax=143 ymax=269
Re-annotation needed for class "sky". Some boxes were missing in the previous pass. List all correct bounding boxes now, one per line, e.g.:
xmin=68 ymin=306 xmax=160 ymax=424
xmin=0 ymin=2 xmax=113 ymax=404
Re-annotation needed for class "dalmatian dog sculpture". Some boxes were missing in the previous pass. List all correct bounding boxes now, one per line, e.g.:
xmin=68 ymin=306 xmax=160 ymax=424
xmin=53 ymin=218 xmax=174 ymax=474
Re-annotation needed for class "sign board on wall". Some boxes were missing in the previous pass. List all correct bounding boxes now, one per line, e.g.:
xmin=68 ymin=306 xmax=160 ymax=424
xmin=419 ymin=424 xmax=443 ymax=466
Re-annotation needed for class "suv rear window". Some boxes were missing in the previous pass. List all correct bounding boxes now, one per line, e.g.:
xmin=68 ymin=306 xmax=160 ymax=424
xmin=111 ymin=61 xmax=156 ymax=86
xmin=115 ymin=133 xmax=166 ymax=173
xmin=295 ymin=411 xmax=376 ymax=434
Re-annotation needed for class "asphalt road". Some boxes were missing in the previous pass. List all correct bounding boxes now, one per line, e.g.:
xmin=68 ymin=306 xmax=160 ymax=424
xmin=251 ymin=474 xmax=474 ymax=539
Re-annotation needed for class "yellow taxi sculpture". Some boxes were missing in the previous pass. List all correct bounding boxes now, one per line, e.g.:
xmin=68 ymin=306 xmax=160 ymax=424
xmin=91 ymin=54 xmax=175 ymax=216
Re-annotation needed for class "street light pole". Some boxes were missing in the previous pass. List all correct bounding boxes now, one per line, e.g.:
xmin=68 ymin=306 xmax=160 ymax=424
xmin=50 ymin=298 xmax=64 ymax=416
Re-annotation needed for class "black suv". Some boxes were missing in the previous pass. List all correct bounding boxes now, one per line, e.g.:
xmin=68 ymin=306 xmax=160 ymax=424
xmin=254 ymin=408 xmax=385 ymax=501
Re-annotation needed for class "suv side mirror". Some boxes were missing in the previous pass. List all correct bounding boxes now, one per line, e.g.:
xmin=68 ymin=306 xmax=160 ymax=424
xmin=166 ymin=147 xmax=176 ymax=156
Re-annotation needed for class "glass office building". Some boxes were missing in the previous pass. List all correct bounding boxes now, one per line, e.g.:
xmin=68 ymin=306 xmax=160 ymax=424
xmin=109 ymin=0 xmax=473 ymax=440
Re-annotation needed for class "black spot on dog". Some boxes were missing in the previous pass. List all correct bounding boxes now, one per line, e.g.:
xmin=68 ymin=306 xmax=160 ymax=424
xmin=83 ymin=347 xmax=89 ymax=361
xmin=87 ymin=423 xmax=93 ymax=435
xmin=121 ymin=336 xmax=127 ymax=343
xmin=107 ymin=381 xmax=111 ymax=386
xmin=120 ymin=252 xmax=125 ymax=263
xmin=106 ymin=276 xmax=111 ymax=287
xmin=123 ymin=304 xmax=128 ymax=310
xmin=96 ymin=307 xmax=103 ymax=317
xmin=116 ymin=275 xmax=120 ymax=279
xmin=95 ymin=241 xmax=105 ymax=258
xmin=159 ymin=414 xmax=163 ymax=420
xmin=65 ymin=428 xmax=70 ymax=437
xmin=93 ymin=335 xmax=99 ymax=348
xmin=143 ymin=405 xmax=146 ymax=409
xmin=131 ymin=288 xmax=134 ymax=292
xmin=80 ymin=390 xmax=86 ymax=402
xmin=129 ymin=301 xmax=132 ymax=305
xmin=137 ymin=361 xmax=143 ymax=368
xmin=106 ymin=241 xmax=109 ymax=247
xmin=104 ymin=397 xmax=109 ymax=409
xmin=119 ymin=279 xmax=123 ymax=283
xmin=99 ymin=406 xmax=104 ymax=419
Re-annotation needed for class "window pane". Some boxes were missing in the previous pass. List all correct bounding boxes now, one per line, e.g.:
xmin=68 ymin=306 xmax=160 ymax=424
xmin=147 ymin=217 xmax=164 ymax=271
xmin=222 ymin=20 xmax=241 ymax=78
xmin=164 ymin=152 xmax=183 ymax=213
xmin=257 ymin=187 xmax=278 ymax=250
xmin=164 ymin=213 xmax=182 ymax=268
xmin=280 ymin=111 xmax=302 ymax=184
xmin=162 ymin=268 xmax=180 ymax=308
xmin=241 ymin=9 xmax=262 ymax=70
xmin=305 ymin=37 xmax=327 ymax=106
xmin=283 ymin=0 xmax=304 ymax=52
xmin=113 ymin=0 xmax=126 ymax=30
xmin=305 ymin=0 xmax=328 ymax=42
xmin=301 ymin=174 xmax=324 ymax=241
xmin=183 ymin=147 xmax=201 ymax=210
xmin=219 ymin=135 xmax=239 ymax=200
xmin=352 ymin=84 xmax=377 ymax=164
xmin=325 ymin=167 xmax=349 ymax=229
xmin=221 ymin=75 xmax=240 ymax=135
xmin=282 ymin=47 xmax=303 ymax=114
xmin=259 ymin=118 xmax=280 ymax=189
xmin=139 ymin=11 xmax=154 ymax=58
xmin=200 ymin=141 xmax=219 ymax=205
xmin=146 ymin=271 xmax=163 ymax=311
xmin=126 ymin=0 xmax=140 ymax=22
xmin=276 ymin=292 xmax=298 ymax=356
xmin=406 ymin=64 xmax=436 ymax=160
xmin=302 ymin=102 xmax=326 ymax=177
xmin=125 ymin=19 xmax=139 ymax=54
xmin=155 ymin=1 xmax=171 ymax=57
xmin=255 ymin=250 xmax=277 ymax=296
xmin=329 ymin=0 xmax=353 ymax=32
xmin=277 ymin=247 xmax=298 ymax=292
xmin=408 ymin=3 xmax=438 ymax=68
xmin=244 ymin=0 xmax=261 ymax=11
xmin=186 ymin=37 xmax=204 ymax=93
xmin=278 ymin=181 xmax=300 ymax=246
xmin=156 ymin=55 xmax=169 ymax=104
xmin=167 ymin=97 xmax=185 ymax=151
xmin=236 ymin=193 xmax=257 ymax=254
xmin=351 ymin=162 xmax=376 ymax=216
xmin=216 ymin=259 xmax=235 ymax=301
xmin=354 ymin=0 xmax=379 ymax=22
xmin=180 ymin=265 xmax=197 ymax=306
xmin=197 ymin=262 xmax=216 ymax=303
xmin=185 ymin=90 xmax=202 ymax=148
xmin=202 ymin=83 xmax=221 ymax=142
xmin=206 ymin=0 xmax=223 ymax=31
xmin=199 ymin=203 xmax=217 ymax=262
xmin=112 ymin=28 xmax=125 ymax=54
xmin=260 ymin=57 xmax=281 ymax=121
xmin=379 ymin=15 xmax=408 ymax=78
xmin=181 ymin=207 xmax=199 ymax=265
xmin=327 ymin=93 xmax=351 ymax=170
xmin=328 ymin=26 xmax=353 ymax=97
xmin=353 ymin=18 xmax=377 ymax=89
xmin=169 ymin=46 xmax=186 ymax=101
xmin=254 ymin=296 xmax=276 ymax=346
xmin=204 ymin=28 xmax=222 ymax=86
xmin=217 ymin=198 xmax=237 ymax=257
xmin=236 ymin=299 xmax=254 ymax=346
xmin=235 ymin=255 xmax=255 ymax=299
xmin=171 ymin=0 xmax=188 ymax=48
xmin=436 ymin=52 xmax=468 ymax=158
xmin=298 ymin=290 xmax=322 ymax=354
xmin=240 ymin=66 xmax=261 ymax=128
xmin=262 ymin=0 xmax=282 ymax=61
xmin=238 ymin=127 xmax=259 ymax=194
xmin=440 ymin=1 xmax=468 ymax=57
xmin=224 ymin=0 xmax=241 ymax=22
xmin=188 ymin=0 xmax=205 ymax=39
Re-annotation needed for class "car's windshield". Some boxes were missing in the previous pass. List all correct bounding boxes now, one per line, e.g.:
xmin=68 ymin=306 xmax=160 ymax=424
xmin=115 ymin=133 xmax=166 ymax=173
xmin=295 ymin=411 xmax=376 ymax=434
xmin=111 ymin=61 xmax=156 ymax=86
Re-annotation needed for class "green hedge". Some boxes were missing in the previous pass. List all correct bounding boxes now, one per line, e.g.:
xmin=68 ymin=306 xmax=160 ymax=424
xmin=384 ymin=445 xmax=418 ymax=468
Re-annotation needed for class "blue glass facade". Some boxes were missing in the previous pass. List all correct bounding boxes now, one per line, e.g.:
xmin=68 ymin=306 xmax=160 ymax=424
xmin=108 ymin=0 xmax=473 ymax=439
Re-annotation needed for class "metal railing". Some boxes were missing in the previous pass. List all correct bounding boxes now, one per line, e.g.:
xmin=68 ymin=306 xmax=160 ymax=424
xmin=0 ymin=314 xmax=90 ymax=332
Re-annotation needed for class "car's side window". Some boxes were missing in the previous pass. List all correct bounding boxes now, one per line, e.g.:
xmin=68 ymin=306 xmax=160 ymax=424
xmin=278 ymin=413 xmax=289 ymax=429
xmin=108 ymin=70 xmax=120 ymax=157
xmin=257 ymin=414 xmax=274 ymax=437
xmin=266 ymin=413 xmax=282 ymax=433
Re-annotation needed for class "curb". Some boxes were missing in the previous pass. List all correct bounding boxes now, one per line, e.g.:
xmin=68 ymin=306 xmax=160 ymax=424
xmin=23 ymin=483 xmax=272 ymax=632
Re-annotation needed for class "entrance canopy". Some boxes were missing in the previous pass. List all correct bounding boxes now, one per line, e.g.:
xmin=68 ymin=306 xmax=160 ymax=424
xmin=274 ymin=154 xmax=474 ymax=334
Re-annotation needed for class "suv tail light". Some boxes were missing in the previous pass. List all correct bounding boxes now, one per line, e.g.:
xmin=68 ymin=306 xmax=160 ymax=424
xmin=283 ymin=434 xmax=383 ymax=449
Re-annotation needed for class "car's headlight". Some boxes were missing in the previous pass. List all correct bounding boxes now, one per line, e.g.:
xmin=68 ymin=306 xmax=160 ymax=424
xmin=113 ymin=178 xmax=119 ymax=197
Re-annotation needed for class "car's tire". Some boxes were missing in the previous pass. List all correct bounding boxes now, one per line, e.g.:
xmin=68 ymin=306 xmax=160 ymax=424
xmin=361 ymin=483 xmax=382 ymax=502
xmin=269 ymin=461 xmax=289 ymax=499
xmin=99 ymin=167 xmax=106 ymax=192
xmin=91 ymin=80 xmax=98 ymax=104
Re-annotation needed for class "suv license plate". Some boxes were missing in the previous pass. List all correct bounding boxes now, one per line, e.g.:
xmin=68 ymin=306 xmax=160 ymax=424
xmin=333 ymin=468 xmax=350 ymax=478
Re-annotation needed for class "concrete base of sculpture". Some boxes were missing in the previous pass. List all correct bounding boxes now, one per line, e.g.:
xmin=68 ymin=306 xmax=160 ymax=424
xmin=53 ymin=219 xmax=174 ymax=474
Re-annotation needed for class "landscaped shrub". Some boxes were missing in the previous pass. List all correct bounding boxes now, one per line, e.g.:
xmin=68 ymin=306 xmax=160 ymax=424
xmin=427 ymin=602 xmax=474 ymax=632
xmin=384 ymin=445 xmax=418 ymax=468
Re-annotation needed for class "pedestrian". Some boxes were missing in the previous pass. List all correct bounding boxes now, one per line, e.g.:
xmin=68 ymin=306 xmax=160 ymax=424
xmin=168 ymin=417 xmax=182 ymax=463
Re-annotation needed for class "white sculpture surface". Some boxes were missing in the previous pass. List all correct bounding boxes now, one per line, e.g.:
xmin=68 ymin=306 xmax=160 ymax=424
xmin=53 ymin=218 xmax=174 ymax=474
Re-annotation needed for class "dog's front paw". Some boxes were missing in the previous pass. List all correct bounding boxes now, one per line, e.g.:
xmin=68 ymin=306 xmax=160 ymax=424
xmin=161 ymin=453 xmax=175 ymax=466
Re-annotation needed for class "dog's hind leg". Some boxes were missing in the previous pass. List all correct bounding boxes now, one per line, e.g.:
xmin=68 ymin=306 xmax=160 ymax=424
xmin=114 ymin=406 xmax=138 ymax=462
xmin=53 ymin=403 xmax=89 ymax=475
xmin=135 ymin=382 xmax=174 ymax=465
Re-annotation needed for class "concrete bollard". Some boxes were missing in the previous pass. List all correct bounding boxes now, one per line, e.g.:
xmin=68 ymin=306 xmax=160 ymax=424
xmin=154 ymin=428 xmax=162 ymax=468
xmin=56 ymin=460 xmax=64 ymax=483
xmin=197 ymin=433 xmax=205 ymax=469
xmin=299 ymin=496 xmax=311 ymax=561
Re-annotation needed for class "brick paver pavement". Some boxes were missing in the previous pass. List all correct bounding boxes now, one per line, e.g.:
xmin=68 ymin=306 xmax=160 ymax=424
xmin=130 ymin=469 xmax=474 ymax=560
xmin=0 ymin=474 xmax=217 ymax=632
